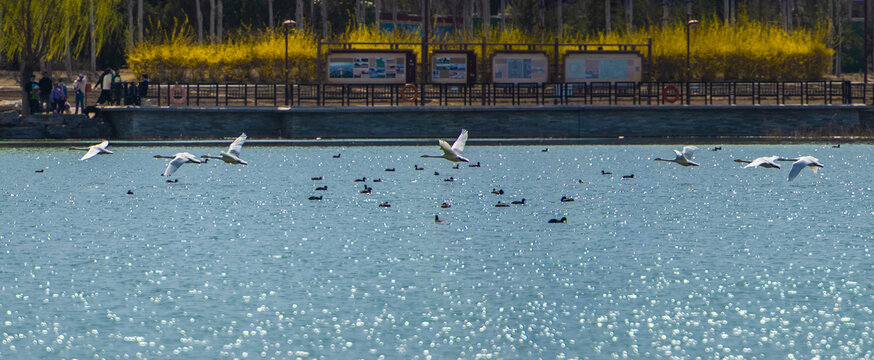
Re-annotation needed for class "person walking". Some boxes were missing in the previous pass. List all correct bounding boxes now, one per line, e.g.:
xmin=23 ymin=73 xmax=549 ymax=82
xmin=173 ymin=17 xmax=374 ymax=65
xmin=111 ymin=68 xmax=122 ymax=105
xmin=137 ymin=74 xmax=150 ymax=105
xmin=73 ymin=74 xmax=86 ymax=114
xmin=94 ymin=68 xmax=112 ymax=105
xmin=38 ymin=72 xmax=52 ymax=113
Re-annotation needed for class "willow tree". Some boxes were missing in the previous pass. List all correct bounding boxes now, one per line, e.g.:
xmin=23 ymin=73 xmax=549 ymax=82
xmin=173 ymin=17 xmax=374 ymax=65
xmin=0 ymin=0 xmax=120 ymax=115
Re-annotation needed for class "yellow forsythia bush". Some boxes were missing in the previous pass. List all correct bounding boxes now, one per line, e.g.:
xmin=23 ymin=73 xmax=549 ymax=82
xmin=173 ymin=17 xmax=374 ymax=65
xmin=127 ymin=16 xmax=832 ymax=83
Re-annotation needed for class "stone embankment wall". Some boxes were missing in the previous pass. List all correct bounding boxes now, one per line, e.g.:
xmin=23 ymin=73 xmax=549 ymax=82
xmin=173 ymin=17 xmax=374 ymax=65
xmin=0 ymin=111 xmax=112 ymax=139
xmin=1 ymin=105 xmax=873 ymax=140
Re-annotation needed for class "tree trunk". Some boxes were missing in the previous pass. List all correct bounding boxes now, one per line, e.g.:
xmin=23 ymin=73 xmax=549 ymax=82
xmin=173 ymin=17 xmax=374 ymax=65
xmin=217 ymin=0 xmax=223 ymax=42
xmin=321 ymin=0 xmax=328 ymax=39
xmin=137 ymin=0 xmax=143 ymax=44
xmin=391 ymin=0 xmax=398 ymax=32
xmin=626 ymin=0 xmax=632 ymax=35
xmin=356 ymin=0 xmax=362 ymax=27
xmin=481 ymin=0 xmax=489 ymax=38
xmin=209 ymin=0 xmax=216 ymax=42
xmin=196 ymin=0 xmax=203 ymax=43
xmin=296 ymin=0 xmax=304 ymax=32
xmin=724 ymin=0 xmax=729 ymax=24
xmin=268 ymin=0 xmax=274 ymax=30
xmin=605 ymin=0 xmax=611 ymax=33
xmin=557 ymin=0 xmax=563 ymax=37
xmin=462 ymin=0 xmax=471 ymax=37
xmin=90 ymin=0 xmax=96 ymax=72
xmin=375 ymin=0 xmax=382 ymax=29
xmin=127 ymin=0 xmax=134 ymax=48
xmin=500 ymin=0 xmax=505 ymax=31
xmin=662 ymin=0 xmax=668 ymax=28
xmin=65 ymin=13 xmax=72 ymax=74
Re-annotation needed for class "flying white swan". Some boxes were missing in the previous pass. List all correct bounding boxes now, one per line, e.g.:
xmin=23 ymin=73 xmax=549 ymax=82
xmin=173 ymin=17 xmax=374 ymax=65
xmin=654 ymin=146 xmax=699 ymax=166
xmin=155 ymin=152 xmax=205 ymax=176
xmin=734 ymin=156 xmax=781 ymax=169
xmin=785 ymin=156 xmax=823 ymax=182
xmin=421 ymin=129 xmax=469 ymax=162
xmin=71 ymin=140 xmax=113 ymax=161
xmin=201 ymin=133 xmax=248 ymax=165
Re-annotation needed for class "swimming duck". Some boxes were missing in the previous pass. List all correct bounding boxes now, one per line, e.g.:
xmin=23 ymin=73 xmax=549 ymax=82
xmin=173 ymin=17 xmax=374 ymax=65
xmin=622 ymin=174 xmax=634 ymax=179
xmin=548 ymin=217 xmax=568 ymax=223
xmin=440 ymin=202 xmax=451 ymax=208
xmin=379 ymin=202 xmax=391 ymax=208
xmin=511 ymin=198 xmax=526 ymax=205
xmin=308 ymin=195 xmax=322 ymax=200
xmin=315 ymin=185 xmax=327 ymax=191
xmin=468 ymin=162 xmax=481 ymax=167
xmin=560 ymin=196 xmax=575 ymax=202
xmin=434 ymin=215 xmax=446 ymax=223
xmin=311 ymin=176 xmax=323 ymax=181
xmin=491 ymin=188 xmax=504 ymax=195
xmin=495 ymin=201 xmax=510 ymax=208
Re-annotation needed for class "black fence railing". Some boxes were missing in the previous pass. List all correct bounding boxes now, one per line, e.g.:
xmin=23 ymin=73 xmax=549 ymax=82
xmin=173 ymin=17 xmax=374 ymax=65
xmin=124 ymin=81 xmax=871 ymax=108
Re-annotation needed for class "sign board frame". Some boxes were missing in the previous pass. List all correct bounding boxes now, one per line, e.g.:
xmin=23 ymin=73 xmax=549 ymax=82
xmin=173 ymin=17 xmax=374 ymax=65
xmin=491 ymin=51 xmax=550 ymax=84
xmin=430 ymin=50 xmax=477 ymax=84
xmin=563 ymin=51 xmax=643 ymax=83
xmin=325 ymin=49 xmax=416 ymax=84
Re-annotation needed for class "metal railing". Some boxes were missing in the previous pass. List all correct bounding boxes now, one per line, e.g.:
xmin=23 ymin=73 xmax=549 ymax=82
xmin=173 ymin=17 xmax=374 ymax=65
xmin=126 ymin=81 xmax=870 ymax=108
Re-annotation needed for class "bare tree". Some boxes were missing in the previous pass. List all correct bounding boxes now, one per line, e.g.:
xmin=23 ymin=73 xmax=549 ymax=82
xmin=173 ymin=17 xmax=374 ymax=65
xmin=605 ymin=0 xmax=611 ymax=33
xmin=625 ymin=0 xmax=632 ymax=35
xmin=296 ymin=0 xmax=304 ymax=32
xmin=375 ymin=0 xmax=382 ymax=28
xmin=268 ymin=0 xmax=274 ymax=30
xmin=137 ymin=0 xmax=142 ymax=43
xmin=90 ymin=0 xmax=96 ymax=71
xmin=218 ymin=0 xmax=223 ymax=42
xmin=127 ymin=0 xmax=134 ymax=48
xmin=321 ymin=0 xmax=328 ymax=38
xmin=482 ymin=0 xmax=490 ymax=38
xmin=196 ymin=0 xmax=203 ymax=43
xmin=557 ymin=0 xmax=563 ymax=37
xmin=209 ymin=0 xmax=216 ymax=42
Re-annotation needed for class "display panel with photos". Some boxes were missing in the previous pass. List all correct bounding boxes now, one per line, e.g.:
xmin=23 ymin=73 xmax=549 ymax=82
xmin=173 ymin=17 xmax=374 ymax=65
xmin=430 ymin=51 xmax=476 ymax=84
xmin=491 ymin=51 xmax=549 ymax=84
xmin=326 ymin=50 xmax=416 ymax=84
xmin=563 ymin=51 xmax=643 ymax=82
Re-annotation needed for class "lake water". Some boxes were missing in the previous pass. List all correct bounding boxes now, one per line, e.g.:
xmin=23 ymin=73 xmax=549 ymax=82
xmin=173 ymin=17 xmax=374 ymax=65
xmin=1 ymin=143 xmax=873 ymax=359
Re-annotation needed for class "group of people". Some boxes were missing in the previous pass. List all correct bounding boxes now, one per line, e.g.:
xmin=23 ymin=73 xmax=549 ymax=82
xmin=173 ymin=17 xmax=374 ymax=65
xmin=24 ymin=68 xmax=150 ymax=115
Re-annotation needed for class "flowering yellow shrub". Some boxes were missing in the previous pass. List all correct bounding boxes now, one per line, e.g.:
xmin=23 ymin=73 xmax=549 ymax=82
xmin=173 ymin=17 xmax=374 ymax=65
xmin=127 ymin=17 xmax=832 ymax=83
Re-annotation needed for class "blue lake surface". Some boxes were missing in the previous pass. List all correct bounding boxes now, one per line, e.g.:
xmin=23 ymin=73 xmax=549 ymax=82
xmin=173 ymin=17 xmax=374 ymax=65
xmin=1 ymin=143 xmax=873 ymax=359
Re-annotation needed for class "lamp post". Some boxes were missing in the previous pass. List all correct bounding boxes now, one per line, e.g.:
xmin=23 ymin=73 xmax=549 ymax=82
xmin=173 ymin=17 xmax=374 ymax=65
xmin=283 ymin=20 xmax=296 ymax=85
xmin=685 ymin=18 xmax=698 ymax=105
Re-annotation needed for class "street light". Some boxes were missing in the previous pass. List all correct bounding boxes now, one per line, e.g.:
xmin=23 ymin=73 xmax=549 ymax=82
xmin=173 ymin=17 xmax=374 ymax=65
xmin=283 ymin=20 xmax=297 ymax=85
xmin=685 ymin=19 xmax=699 ymax=105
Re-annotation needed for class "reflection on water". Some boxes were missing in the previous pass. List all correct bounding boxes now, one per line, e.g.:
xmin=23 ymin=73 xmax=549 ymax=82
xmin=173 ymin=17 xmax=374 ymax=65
xmin=1 ymin=144 xmax=872 ymax=359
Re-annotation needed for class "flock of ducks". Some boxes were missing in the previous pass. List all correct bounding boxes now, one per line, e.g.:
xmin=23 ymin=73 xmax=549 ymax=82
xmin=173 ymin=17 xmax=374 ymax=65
xmin=66 ymin=130 xmax=828 ymax=224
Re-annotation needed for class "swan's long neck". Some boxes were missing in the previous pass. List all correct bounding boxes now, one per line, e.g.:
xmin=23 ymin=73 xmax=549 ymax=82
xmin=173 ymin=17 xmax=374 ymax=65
xmin=733 ymin=159 xmax=751 ymax=164
xmin=653 ymin=158 xmax=674 ymax=162
xmin=202 ymin=155 xmax=222 ymax=159
xmin=421 ymin=155 xmax=442 ymax=158
xmin=70 ymin=146 xmax=90 ymax=151
xmin=154 ymin=155 xmax=175 ymax=159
